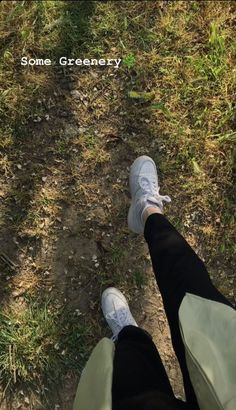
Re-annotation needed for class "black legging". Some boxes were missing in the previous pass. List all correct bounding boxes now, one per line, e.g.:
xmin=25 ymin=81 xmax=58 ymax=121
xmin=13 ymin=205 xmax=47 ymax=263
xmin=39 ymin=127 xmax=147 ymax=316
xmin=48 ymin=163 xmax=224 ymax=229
xmin=112 ymin=214 xmax=234 ymax=408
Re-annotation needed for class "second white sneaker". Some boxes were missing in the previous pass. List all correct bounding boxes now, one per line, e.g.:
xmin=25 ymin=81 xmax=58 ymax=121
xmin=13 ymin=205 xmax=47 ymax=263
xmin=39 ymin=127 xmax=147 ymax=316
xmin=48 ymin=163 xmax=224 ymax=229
xmin=128 ymin=155 xmax=171 ymax=234
xmin=101 ymin=287 xmax=138 ymax=340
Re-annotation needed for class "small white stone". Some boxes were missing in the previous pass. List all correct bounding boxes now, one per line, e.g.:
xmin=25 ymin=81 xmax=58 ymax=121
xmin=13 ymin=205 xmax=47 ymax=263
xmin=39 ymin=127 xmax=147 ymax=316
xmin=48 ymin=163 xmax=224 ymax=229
xmin=71 ymin=90 xmax=80 ymax=99
xmin=33 ymin=116 xmax=42 ymax=123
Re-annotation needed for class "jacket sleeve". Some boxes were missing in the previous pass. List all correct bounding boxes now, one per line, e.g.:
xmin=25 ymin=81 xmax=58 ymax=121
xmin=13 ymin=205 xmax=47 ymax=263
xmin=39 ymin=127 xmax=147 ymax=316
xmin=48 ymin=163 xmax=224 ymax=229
xmin=179 ymin=293 xmax=236 ymax=410
xmin=73 ymin=337 xmax=115 ymax=410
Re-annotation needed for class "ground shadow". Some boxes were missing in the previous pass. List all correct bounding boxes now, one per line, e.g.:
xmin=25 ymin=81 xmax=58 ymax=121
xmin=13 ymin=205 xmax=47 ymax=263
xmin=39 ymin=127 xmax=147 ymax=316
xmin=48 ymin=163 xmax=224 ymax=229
xmin=0 ymin=1 xmax=96 ymax=408
xmin=0 ymin=0 xmax=95 ymax=305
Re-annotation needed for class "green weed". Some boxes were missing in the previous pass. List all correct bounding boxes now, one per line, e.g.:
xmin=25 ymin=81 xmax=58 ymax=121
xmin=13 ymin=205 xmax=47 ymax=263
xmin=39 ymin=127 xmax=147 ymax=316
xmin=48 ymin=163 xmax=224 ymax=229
xmin=123 ymin=53 xmax=136 ymax=69
xmin=133 ymin=269 xmax=147 ymax=288
xmin=191 ymin=21 xmax=227 ymax=81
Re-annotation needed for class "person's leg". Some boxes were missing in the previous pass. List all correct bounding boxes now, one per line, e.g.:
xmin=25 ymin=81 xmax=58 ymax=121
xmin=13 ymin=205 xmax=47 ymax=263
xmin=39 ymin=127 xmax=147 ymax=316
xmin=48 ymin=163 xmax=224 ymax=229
xmin=101 ymin=288 xmax=175 ymax=405
xmin=144 ymin=211 xmax=234 ymax=406
xmin=127 ymin=155 xmax=234 ymax=407
xmin=112 ymin=325 xmax=174 ymax=403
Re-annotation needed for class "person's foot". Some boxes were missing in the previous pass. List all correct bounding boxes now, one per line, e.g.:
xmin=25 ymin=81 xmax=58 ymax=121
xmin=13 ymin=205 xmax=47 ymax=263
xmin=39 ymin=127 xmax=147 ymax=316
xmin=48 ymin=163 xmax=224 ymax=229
xmin=128 ymin=155 xmax=171 ymax=234
xmin=101 ymin=287 xmax=138 ymax=340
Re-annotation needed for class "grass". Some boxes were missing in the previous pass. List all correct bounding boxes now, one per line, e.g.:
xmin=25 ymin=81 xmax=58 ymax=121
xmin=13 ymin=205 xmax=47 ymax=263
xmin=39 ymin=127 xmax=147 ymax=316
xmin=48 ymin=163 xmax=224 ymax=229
xmin=0 ymin=0 xmax=235 ymax=408
xmin=0 ymin=298 xmax=93 ymax=407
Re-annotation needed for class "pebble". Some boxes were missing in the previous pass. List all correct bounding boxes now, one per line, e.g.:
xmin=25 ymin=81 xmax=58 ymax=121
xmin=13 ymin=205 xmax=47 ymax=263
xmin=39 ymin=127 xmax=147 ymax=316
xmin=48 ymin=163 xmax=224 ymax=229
xmin=70 ymin=90 xmax=80 ymax=99
xmin=33 ymin=116 xmax=42 ymax=123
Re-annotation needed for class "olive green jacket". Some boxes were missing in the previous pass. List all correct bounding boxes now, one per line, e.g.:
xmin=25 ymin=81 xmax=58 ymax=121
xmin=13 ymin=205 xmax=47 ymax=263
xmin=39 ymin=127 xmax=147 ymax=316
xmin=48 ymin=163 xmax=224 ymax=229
xmin=73 ymin=294 xmax=236 ymax=410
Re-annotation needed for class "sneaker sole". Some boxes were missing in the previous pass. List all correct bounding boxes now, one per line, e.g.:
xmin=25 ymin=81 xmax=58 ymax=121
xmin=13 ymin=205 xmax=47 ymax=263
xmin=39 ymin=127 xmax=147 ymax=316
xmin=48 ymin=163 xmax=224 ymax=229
xmin=128 ymin=202 xmax=144 ymax=234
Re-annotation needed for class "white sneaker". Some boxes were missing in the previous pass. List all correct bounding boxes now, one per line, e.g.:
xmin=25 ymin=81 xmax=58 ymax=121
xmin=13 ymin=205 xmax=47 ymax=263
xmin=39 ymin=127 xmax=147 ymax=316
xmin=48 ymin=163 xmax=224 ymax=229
xmin=128 ymin=155 xmax=171 ymax=234
xmin=101 ymin=287 xmax=138 ymax=340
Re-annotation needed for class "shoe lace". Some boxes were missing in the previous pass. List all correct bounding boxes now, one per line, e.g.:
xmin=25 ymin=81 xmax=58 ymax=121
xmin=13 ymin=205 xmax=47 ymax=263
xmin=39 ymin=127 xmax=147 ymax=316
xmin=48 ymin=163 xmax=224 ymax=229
xmin=139 ymin=177 xmax=171 ymax=206
xmin=106 ymin=305 xmax=130 ymax=341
